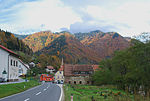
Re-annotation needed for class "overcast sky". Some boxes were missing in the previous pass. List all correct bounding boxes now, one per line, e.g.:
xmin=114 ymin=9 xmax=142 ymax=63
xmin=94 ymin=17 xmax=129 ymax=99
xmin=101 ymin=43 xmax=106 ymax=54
xmin=0 ymin=0 xmax=150 ymax=36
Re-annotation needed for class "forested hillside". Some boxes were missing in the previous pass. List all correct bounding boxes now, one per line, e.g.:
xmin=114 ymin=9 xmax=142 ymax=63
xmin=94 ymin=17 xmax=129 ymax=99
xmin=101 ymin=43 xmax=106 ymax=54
xmin=93 ymin=39 xmax=150 ymax=94
xmin=0 ymin=29 xmax=33 ymax=63
xmin=23 ymin=30 xmax=131 ymax=64
xmin=39 ymin=33 xmax=101 ymax=64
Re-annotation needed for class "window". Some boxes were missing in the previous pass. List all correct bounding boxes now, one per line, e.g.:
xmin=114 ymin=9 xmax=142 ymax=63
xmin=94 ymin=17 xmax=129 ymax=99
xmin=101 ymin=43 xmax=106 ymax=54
xmin=69 ymin=81 xmax=71 ymax=84
xmin=57 ymin=76 xmax=59 ymax=79
xmin=62 ymin=76 xmax=63 ymax=79
xmin=87 ymin=81 xmax=89 ymax=84
xmin=74 ymin=81 xmax=76 ymax=84
xmin=19 ymin=65 xmax=21 ymax=68
xmin=19 ymin=69 xmax=22 ymax=73
xmin=14 ymin=61 xmax=15 ymax=66
xmin=59 ymin=71 xmax=61 ymax=74
xmin=16 ymin=61 xmax=18 ymax=67
xmin=79 ymin=81 xmax=82 ymax=84
xmin=81 ymin=71 xmax=85 ymax=74
xmin=11 ymin=59 xmax=13 ymax=66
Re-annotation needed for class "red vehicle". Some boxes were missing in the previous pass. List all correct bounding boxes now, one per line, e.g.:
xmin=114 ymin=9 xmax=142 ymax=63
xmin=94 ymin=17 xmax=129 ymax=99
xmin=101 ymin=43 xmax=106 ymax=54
xmin=40 ymin=74 xmax=54 ymax=82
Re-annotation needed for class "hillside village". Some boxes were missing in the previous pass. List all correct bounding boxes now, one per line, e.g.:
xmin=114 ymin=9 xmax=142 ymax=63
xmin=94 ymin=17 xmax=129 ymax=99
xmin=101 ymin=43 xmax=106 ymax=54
xmin=1 ymin=0 xmax=150 ymax=100
xmin=0 ymin=44 xmax=99 ymax=85
xmin=0 ymin=34 xmax=101 ymax=89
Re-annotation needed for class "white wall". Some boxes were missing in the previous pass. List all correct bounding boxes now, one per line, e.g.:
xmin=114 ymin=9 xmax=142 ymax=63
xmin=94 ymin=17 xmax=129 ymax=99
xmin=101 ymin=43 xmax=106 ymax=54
xmin=55 ymin=71 xmax=64 ymax=82
xmin=18 ymin=61 xmax=28 ymax=76
xmin=0 ymin=48 xmax=9 ymax=78
xmin=8 ymin=55 xmax=19 ymax=80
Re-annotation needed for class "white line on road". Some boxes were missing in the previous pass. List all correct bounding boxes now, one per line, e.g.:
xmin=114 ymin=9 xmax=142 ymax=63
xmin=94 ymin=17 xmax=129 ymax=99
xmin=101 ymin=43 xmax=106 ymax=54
xmin=36 ymin=92 xmax=41 ymax=95
xmin=24 ymin=98 xmax=30 ymax=101
xmin=43 ymin=89 xmax=47 ymax=91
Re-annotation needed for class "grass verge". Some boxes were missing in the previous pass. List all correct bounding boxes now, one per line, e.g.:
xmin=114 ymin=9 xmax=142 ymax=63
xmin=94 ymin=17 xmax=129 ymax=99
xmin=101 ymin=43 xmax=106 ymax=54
xmin=0 ymin=78 xmax=40 ymax=98
xmin=64 ymin=84 xmax=134 ymax=101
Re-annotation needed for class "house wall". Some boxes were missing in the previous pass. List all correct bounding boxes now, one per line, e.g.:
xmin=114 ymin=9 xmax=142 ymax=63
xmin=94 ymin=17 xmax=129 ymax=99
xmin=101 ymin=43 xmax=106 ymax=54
xmin=8 ymin=55 xmax=19 ymax=81
xmin=46 ymin=68 xmax=55 ymax=73
xmin=55 ymin=71 xmax=64 ymax=83
xmin=65 ymin=76 xmax=92 ymax=85
xmin=0 ymin=48 xmax=9 ymax=78
xmin=18 ymin=61 xmax=28 ymax=76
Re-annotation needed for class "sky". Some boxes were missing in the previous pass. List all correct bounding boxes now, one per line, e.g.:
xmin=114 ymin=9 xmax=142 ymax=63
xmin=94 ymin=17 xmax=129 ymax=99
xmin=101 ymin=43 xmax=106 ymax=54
xmin=0 ymin=0 xmax=150 ymax=37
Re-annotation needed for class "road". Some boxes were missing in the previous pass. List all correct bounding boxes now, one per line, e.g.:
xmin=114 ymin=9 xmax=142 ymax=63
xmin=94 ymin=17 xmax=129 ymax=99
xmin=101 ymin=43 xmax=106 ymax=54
xmin=0 ymin=82 xmax=61 ymax=101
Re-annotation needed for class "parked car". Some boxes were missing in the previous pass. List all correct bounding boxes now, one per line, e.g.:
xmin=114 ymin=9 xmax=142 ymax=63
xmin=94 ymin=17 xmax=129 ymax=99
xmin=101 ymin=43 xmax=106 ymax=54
xmin=0 ymin=78 xmax=5 ymax=83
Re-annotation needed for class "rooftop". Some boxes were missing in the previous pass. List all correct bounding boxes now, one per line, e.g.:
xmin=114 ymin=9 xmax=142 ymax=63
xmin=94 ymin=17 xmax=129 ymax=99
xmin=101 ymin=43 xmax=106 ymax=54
xmin=0 ymin=45 xmax=19 ymax=57
xmin=46 ymin=66 xmax=54 ymax=69
xmin=64 ymin=64 xmax=94 ymax=76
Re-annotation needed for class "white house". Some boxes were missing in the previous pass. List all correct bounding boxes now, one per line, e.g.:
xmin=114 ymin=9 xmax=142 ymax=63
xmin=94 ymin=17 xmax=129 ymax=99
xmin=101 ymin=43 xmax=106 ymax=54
xmin=18 ymin=60 xmax=29 ymax=76
xmin=46 ymin=66 xmax=55 ymax=74
xmin=0 ymin=45 xmax=25 ymax=81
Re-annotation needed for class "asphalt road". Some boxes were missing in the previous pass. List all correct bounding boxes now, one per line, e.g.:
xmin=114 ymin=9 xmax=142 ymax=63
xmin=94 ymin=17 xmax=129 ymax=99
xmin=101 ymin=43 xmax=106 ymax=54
xmin=0 ymin=82 xmax=61 ymax=101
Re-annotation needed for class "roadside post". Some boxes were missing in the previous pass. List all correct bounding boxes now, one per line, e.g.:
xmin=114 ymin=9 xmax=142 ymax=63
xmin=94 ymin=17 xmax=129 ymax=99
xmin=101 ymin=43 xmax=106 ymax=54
xmin=71 ymin=93 xmax=73 ymax=101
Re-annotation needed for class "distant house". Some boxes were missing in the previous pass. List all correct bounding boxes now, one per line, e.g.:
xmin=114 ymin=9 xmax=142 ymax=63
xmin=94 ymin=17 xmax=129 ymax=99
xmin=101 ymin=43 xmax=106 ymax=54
xmin=64 ymin=64 xmax=95 ymax=85
xmin=55 ymin=64 xmax=64 ymax=83
xmin=18 ymin=60 xmax=29 ymax=76
xmin=40 ymin=74 xmax=54 ymax=82
xmin=29 ymin=62 xmax=35 ymax=68
xmin=46 ymin=66 xmax=55 ymax=74
xmin=0 ymin=45 xmax=20 ymax=81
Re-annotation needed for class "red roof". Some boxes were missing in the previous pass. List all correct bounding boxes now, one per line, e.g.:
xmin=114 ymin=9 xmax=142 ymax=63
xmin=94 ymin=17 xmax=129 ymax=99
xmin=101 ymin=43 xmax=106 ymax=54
xmin=46 ymin=66 xmax=54 ymax=69
xmin=0 ymin=45 xmax=19 ymax=57
xmin=92 ymin=65 xmax=99 ymax=71
xmin=64 ymin=64 xmax=94 ymax=76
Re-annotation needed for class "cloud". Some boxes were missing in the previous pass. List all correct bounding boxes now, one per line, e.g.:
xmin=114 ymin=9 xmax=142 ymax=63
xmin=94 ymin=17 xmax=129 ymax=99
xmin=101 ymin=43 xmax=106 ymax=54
xmin=0 ymin=0 xmax=150 ymax=37
xmin=0 ymin=0 xmax=82 ymax=34
xmin=82 ymin=1 xmax=150 ymax=36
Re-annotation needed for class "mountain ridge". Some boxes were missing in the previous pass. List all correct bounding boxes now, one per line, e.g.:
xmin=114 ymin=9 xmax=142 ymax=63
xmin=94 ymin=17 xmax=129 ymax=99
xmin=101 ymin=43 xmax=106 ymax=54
xmin=22 ymin=30 xmax=131 ymax=64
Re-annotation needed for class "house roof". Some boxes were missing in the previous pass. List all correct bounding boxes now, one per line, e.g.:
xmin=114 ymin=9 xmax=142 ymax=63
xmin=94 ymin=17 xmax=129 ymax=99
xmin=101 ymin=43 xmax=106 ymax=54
xmin=73 ymin=64 xmax=93 ymax=72
xmin=64 ymin=64 xmax=94 ymax=76
xmin=46 ymin=66 xmax=54 ymax=69
xmin=0 ymin=45 xmax=19 ymax=57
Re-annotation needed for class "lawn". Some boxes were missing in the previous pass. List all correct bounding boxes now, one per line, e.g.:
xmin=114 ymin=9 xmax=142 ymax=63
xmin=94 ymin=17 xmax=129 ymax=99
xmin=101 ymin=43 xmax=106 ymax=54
xmin=64 ymin=84 xmax=135 ymax=101
xmin=0 ymin=78 xmax=40 ymax=98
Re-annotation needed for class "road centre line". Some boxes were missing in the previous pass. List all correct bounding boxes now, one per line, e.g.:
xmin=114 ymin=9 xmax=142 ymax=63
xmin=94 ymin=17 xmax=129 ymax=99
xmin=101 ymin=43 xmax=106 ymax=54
xmin=36 ymin=92 xmax=41 ymax=95
xmin=24 ymin=98 xmax=30 ymax=101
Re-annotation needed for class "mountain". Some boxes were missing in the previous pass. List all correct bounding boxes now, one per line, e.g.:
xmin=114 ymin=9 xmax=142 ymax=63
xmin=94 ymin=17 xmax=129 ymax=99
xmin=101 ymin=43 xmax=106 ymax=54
xmin=39 ymin=32 xmax=101 ymax=64
xmin=0 ymin=29 xmax=32 ymax=55
xmin=22 ymin=31 xmax=62 ymax=52
xmin=23 ymin=30 xmax=130 ymax=64
xmin=14 ymin=34 xmax=28 ymax=39
xmin=75 ymin=31 xmax=130 ymax=58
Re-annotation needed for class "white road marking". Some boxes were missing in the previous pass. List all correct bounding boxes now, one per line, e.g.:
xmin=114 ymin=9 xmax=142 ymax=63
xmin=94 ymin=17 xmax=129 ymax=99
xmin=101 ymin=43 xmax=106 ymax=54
xmin=57 ymin=84 xmax=63 ymax=101
xmin=36 ymin=92 xmax=41 ymax=95
xmin=24 ymin=98 xmax=30 ymax=101
xmin=44 ymin=89 xmax=47 ymax=91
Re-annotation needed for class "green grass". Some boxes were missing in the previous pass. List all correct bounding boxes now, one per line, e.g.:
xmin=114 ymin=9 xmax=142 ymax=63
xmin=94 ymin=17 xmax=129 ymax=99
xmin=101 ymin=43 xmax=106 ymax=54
xmin=64 ymin=84 xmax=134 ymax=101
xmin=0 ymin=78 xmax=40 ymax=98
